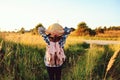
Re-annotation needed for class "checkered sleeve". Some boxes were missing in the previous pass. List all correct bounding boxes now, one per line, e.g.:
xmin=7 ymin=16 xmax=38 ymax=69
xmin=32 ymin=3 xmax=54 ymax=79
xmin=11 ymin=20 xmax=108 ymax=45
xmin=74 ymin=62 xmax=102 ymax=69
xmin=38 ymin=27 xmax=50 ymax=45
xmin=59 ymin=27 xmax=72 ymax=48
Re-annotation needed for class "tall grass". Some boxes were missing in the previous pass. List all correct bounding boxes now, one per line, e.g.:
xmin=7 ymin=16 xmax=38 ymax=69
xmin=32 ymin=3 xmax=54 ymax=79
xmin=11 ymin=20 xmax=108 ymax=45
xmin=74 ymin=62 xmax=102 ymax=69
xmin=62 ymin=42 xmax=89 ymax=80
xmin=0 ymin=33 xmax=120 ymax=80
xmin=62 ymin=43 xmax=120 ymax=80
xmin=0 ymin=39 xmax=48 ymax=80
xmin=85 ymin=44 xmax=105 ymax=80
xmin=0 ymin=37 xmax=88 ymax=80
xmin=104 ymin=49 xmax=120 ymax=80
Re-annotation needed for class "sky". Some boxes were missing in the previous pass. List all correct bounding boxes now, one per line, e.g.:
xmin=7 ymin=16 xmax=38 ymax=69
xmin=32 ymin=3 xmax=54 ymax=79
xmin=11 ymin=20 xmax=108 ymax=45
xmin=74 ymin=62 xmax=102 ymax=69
xmin=0 ymin=0 xmax=120 ymax=31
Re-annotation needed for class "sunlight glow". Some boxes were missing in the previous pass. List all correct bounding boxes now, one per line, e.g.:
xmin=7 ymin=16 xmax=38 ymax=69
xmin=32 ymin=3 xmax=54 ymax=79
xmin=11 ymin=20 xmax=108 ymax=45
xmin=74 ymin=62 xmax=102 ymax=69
xmin=0 ymin=0 xmax=120 ymax=31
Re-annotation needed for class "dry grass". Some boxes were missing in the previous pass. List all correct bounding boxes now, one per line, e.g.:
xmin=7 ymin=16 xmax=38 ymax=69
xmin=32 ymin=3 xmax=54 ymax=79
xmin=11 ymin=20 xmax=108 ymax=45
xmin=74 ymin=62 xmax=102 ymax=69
xmin=108 ymin=44 xmax=120 ymax=52
xmin=97 ymin=30 xmax=120 ymax=38
xmin=104 ymin=49 xmax=120 ymax=80
xmin=1 ymin=32 xmax=45 ymax=47
xmin=1 ymin=32 xmax=120 ymax=80
xmin=65 ymin=36 xmax=84 ymax=48
xmin=0 ymin=32 xmax=84 ymax=48
xmin=106 ymin=49 xmax=120 ymax=72
xmin=0 ymin=40 xmax=3 ymax=50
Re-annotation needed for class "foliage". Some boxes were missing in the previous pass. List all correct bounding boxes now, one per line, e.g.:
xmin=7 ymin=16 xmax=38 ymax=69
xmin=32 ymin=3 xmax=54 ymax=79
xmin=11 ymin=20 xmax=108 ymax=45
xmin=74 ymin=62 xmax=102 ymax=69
xmin=19 ymin=27 xmax=25 ymax=34
xmin=0 ymin=35 xmax=120 ymax=80
xmin=31 ymin=23 xmax=43 ymax=35
xmin=75 ymin=22 xmax=96 ymax=36
xmin=76 ymin=22 xmax=89 ymax=36
xmin=95 ymin=26 xmax=104 ymax=34
xmin=73 ymin=22 xmax=120 ymax=37
xmin=62 ymin=44 xmax=120 ymax=80
xmin=107 ymin=26 xmax=120 ymax=30
xmin=0 ymin=40 xmax=48 ymax=80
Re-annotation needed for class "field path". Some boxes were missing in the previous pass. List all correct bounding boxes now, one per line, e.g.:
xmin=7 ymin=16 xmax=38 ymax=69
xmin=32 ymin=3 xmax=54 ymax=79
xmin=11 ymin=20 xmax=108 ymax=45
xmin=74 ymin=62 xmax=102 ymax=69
xmin=84 ymin=40 xmax=120 ymax=45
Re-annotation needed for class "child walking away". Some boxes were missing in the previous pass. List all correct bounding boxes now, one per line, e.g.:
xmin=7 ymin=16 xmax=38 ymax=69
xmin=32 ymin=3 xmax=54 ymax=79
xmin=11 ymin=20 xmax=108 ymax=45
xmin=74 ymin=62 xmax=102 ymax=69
xmin=38 ymin=23 xmax=75 ymax=80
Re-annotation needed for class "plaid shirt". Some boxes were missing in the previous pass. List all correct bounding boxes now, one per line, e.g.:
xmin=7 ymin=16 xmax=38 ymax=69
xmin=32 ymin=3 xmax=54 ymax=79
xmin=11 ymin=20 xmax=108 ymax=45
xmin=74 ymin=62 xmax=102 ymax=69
xmin=38 ymin=27 xmax=72 ymax=67
xmin=38 ymin=27 xmax=72 ymax=48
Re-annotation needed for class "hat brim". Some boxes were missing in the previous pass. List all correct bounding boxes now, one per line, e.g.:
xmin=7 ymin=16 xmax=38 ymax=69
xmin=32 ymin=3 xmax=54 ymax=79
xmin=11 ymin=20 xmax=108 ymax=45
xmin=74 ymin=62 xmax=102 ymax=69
xmin=45 ymin=30 xmax=64 ymax=37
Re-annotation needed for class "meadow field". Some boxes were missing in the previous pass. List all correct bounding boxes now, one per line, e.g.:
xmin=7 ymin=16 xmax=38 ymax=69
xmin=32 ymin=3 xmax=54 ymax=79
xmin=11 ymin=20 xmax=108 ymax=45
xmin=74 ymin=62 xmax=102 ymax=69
xmin=0 ymin=32 xmax=120 ymax=80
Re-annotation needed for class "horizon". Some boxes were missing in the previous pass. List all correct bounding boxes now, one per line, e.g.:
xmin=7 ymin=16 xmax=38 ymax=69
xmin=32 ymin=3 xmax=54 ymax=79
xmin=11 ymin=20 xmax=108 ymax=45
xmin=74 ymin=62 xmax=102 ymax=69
xmin=0 ymin=0 xmax=120 ymax=31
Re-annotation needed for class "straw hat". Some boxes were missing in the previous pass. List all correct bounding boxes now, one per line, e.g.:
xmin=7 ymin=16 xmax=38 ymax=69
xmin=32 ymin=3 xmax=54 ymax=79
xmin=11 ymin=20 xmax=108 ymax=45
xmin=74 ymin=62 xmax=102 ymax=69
xmin=45 ymin=23 xmax=64 ymax=37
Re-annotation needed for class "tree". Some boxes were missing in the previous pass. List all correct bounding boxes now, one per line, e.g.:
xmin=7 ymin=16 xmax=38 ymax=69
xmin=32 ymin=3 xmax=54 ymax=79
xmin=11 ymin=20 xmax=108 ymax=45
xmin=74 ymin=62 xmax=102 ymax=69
xmin=31 ymin=23 xmax=43 ymax=35
xmin=35 ymin=23 xmax=43 ymax=30
xmin=95 ymin=26 xmax=104 ymax=34
xmin=19 ymin=27 xmax=25 ymax=34
xmin=88 ymin=28 xmax=96 ymax=36
xmin=103 ymin=26 xmax=107 ymax=31
xmin=77 ymin=22 xmax=88 ymax=29
xmin=76 ymin=22 xmax=89 ymax=36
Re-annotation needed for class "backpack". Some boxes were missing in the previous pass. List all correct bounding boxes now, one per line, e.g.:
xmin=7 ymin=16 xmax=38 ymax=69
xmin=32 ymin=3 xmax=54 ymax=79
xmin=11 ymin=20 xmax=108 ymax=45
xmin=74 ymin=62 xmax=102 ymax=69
xmin=45 ymin=41 xmax=66 ymax=67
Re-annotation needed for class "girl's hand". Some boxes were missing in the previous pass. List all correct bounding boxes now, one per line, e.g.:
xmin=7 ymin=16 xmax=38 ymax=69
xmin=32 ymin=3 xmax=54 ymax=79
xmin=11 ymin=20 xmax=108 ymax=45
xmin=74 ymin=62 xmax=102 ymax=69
xmin=38 ymin=27 xmax=45 ymax=33
xmin=70 ymin=28 xmax=75 ymax=32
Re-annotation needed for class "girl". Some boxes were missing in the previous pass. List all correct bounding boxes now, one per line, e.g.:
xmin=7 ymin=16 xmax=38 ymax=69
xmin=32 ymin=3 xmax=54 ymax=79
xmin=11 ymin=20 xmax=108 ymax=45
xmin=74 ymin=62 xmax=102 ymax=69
xmin=38 ymin=23 xmax=75 ymax=80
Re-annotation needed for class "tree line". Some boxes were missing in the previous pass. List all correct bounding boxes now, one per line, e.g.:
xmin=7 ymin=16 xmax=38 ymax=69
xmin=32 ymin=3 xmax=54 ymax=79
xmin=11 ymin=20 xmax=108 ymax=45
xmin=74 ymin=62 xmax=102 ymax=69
xmin=18 ymin=22 xmax=120 ymax=36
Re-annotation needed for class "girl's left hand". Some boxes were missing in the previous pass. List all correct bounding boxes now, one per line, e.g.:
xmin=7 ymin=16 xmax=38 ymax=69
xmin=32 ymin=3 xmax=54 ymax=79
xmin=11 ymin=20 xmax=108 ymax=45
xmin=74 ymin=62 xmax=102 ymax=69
xmin=38 ymin=27 xmax=45 ymax=33
xmin=71 ymin=28 xmax=75 ymax=32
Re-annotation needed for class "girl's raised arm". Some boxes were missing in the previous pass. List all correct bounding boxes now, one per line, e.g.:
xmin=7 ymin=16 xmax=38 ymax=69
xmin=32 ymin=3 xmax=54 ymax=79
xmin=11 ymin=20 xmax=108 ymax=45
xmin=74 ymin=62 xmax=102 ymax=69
xmin=59 ymin=27 xmax=75 ymax=48
xmin=38 ymin=27 xmax=50 ymax=45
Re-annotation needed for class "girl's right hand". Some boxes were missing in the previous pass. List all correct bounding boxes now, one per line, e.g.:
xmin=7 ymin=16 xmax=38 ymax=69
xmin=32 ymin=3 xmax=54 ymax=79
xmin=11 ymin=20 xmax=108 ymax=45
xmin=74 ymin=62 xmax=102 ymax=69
xmin=38 ymin=27 xmax=45 ymax=33
xmin=70 ymin=28 xmax=75 ymax=32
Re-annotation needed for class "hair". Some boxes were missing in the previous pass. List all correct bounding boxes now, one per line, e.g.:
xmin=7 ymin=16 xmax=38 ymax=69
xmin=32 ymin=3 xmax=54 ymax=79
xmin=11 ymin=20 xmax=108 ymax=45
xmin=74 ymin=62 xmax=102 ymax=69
xmin=48 ymin=35 xmax=62 ymax=42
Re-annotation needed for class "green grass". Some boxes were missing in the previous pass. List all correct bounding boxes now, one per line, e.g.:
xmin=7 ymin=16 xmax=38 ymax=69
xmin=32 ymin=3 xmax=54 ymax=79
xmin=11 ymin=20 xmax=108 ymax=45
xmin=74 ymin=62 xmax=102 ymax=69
xmin=0 ymin=39 xmax=47 ymax=80
xmin=0 ymin=38 xmax=120 ymax=80
xmin=62 ymin=44 xmax=120 ymax=80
